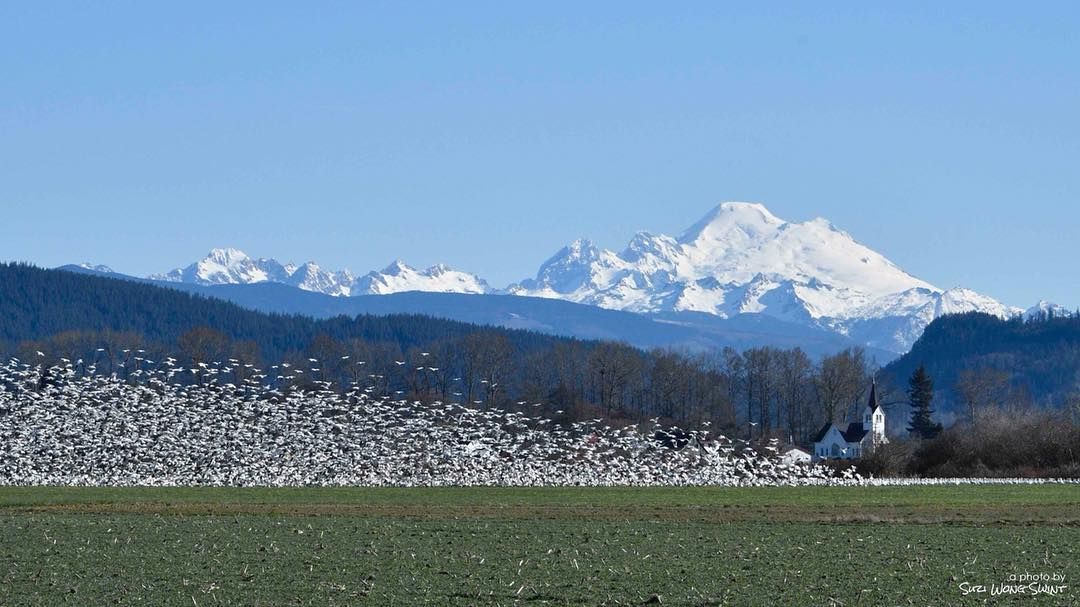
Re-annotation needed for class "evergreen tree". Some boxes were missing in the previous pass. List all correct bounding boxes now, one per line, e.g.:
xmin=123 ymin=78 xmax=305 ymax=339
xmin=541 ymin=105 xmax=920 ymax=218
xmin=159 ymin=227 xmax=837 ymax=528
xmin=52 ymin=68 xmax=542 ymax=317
xmin=906 ymin=364 xmax=942 ymax=439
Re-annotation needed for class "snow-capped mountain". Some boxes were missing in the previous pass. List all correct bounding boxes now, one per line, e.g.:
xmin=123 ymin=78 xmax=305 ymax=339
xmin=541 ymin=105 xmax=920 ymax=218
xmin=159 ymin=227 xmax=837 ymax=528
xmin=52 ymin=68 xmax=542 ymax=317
xmin=353 ymin=261 xmax=493 ymax=295
xmin=151 ymin=248 xmax=294 ymax=286
xmin=86 ymin=202 xmax=1054 ymax=354
xmin=150 ymin=248 xmax=493 ymax=297
xmin=284 ymin=262 xmax=353 ymax=297
xmin=76 ymin=262 xmax=115 ymax=274
xmin=1024 ymin=300 xmax=1072 ymax=320
xmin=510 ymin=202 xmax=1025 ymax=352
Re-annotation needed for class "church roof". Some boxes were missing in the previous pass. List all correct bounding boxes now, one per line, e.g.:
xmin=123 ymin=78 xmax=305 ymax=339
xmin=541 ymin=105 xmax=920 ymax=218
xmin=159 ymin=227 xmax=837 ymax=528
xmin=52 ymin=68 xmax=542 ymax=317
xmin=812 ymin=422 xmax=834 ymax=443
xmin=842 ymin=423 xmax=869 ymax=443
xmin=866 ymin=380 xmax=882 ymax=413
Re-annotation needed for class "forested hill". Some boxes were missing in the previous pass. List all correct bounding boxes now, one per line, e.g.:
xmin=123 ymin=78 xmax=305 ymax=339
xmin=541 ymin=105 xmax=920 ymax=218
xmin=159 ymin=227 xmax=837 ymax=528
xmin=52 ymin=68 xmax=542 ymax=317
xmin=881 ymin=311 xmax=1080 ymax=412
xmin=0 ymin=262 xmax=580 ymax=361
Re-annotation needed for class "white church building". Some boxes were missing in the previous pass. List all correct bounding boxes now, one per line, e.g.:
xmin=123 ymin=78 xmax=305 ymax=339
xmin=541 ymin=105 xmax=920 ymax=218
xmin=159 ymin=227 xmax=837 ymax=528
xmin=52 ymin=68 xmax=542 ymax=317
xmin=812 ymin=382 xmax=888 ymax=460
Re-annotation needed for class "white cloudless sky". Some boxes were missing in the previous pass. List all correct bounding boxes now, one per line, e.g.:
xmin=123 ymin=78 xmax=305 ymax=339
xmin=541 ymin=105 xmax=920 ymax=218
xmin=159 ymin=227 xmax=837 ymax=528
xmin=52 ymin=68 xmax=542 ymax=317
xmin=1 ymin=2 xmax=1077 ymax=307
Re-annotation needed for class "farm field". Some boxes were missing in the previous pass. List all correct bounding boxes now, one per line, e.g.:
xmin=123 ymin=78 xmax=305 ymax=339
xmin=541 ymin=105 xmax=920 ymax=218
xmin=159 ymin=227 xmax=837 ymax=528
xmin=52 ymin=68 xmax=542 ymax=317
xmin=1 ymin=485 xmax=1078 ymax=606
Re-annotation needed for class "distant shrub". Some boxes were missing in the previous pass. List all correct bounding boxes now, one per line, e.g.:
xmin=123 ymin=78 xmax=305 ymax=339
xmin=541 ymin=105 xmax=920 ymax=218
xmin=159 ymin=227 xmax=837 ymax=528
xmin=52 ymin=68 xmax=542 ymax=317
xmin=854 ymin=440 xmax=916 ymax=477
xmin=907 ymin=409 xmax=1080 ymax=478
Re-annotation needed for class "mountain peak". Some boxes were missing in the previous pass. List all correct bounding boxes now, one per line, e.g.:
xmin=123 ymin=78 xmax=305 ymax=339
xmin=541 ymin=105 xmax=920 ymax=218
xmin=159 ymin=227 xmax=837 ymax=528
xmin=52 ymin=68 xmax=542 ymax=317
xmin=621 ymin=231 xmax=680 ymax=266
xmin=382 ymin=259 xmax=414 ymax=275
xmin=355 ymin=260 xmax=492 ymax=295
xmin=538 ymin=239 xmax=603 ymax=268
xmin=719 ymin=201 xmax=777 ymax=215
xmin=1025 ymin=300 xmax=1070 ymax=319
xmin=626 ymin=230 xmax=663 ymax=246
xmin=568 ymin=238 xmax=597 ymax=252
xmin=77 ymin=262 xmax=115 ymax=273
xmin=295 ymin=261 xmax=320 ymax=270
xmin=205 ymin=247 xmax=250 ymax=264
xmin=679 ymin=202 xmax=784 ymax=244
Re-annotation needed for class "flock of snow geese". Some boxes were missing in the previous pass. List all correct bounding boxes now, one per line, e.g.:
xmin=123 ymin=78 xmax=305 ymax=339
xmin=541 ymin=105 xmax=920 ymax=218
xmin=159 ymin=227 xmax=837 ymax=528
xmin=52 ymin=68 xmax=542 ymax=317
xmin=0 ymin=356 xmax=1073 ymax=487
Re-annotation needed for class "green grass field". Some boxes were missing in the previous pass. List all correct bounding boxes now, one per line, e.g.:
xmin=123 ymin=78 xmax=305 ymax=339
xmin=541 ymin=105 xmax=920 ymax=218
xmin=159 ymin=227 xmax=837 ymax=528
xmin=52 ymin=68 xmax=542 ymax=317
xmin=2 ymin=486 xmax=1078 ymax=606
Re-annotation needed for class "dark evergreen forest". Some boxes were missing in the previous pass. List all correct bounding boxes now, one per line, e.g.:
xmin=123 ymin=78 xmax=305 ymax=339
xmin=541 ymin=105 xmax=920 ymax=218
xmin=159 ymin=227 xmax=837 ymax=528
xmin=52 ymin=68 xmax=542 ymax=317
xmin=881 ymin=311 xmax=1080 ymax=419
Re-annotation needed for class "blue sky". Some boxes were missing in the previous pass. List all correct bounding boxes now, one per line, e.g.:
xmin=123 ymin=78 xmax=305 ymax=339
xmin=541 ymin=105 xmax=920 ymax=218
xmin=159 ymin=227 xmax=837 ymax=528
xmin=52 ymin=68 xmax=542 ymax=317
xmin=1 ymin=2 xmax=1077 ymax=306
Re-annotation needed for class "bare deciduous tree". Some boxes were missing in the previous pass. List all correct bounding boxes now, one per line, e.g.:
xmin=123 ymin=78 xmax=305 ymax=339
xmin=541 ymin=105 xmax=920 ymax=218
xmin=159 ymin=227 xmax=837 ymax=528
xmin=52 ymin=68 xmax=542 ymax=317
xmin=955 ymin=367 xmax=1010 ymax=426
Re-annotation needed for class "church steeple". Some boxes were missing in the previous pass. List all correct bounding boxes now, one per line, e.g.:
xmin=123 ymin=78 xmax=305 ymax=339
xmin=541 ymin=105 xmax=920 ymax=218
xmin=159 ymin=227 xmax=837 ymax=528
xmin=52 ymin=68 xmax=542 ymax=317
xmin=867 ymin=379 xmax=881 ymax=413
xmin=863 ymin=378 xmax=886 ymax=442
